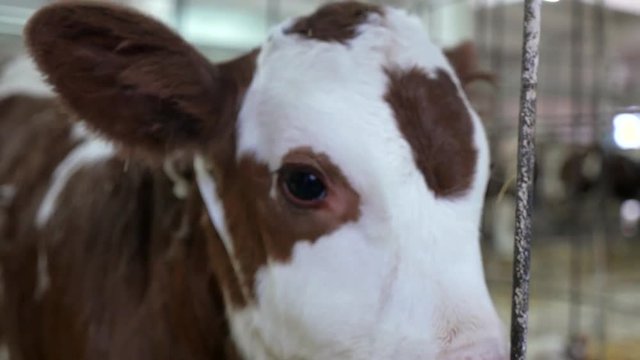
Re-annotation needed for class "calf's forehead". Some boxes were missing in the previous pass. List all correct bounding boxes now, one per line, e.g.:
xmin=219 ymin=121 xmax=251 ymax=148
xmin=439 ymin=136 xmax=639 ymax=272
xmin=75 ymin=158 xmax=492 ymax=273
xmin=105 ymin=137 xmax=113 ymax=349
xmin=237 ymin=4 xmax=480 ymax=198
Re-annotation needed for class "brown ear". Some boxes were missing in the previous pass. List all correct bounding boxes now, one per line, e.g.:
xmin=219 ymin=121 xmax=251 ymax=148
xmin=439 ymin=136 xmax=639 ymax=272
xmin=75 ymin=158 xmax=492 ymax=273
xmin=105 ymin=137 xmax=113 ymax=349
xmin=25 ymin=2 xmax=255 ymax=154
xmin=444 ymin=41 xmax=494 ymax=87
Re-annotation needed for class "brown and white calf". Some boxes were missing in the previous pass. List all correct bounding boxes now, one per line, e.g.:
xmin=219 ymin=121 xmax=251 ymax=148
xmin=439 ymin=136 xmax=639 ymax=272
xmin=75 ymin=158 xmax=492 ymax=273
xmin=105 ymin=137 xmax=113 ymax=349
xmin=0 ymin=1 xmax=506 ymax=359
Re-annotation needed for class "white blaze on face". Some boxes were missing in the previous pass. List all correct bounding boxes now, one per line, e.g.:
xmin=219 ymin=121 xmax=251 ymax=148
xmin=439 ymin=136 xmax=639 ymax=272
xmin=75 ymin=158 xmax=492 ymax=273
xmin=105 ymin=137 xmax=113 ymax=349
xmin=227 ymin=6 xmax=503 ymax=359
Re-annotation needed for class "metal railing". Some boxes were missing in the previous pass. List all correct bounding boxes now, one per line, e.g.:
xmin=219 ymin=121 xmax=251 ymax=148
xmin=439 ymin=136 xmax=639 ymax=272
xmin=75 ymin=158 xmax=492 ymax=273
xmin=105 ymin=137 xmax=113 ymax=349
xmin=510 ymin=0 xmax=542 ymax=359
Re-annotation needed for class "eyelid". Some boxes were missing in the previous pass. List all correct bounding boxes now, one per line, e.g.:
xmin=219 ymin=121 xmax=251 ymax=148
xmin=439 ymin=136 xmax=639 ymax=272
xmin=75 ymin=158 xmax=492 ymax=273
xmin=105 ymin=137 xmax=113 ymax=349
xmin=278 ymin=162 xmax=327 ymax=182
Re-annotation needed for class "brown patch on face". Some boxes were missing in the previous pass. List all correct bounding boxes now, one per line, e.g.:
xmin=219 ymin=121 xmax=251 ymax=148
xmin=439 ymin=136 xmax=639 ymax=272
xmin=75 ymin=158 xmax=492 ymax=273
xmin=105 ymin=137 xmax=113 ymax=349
xmin=212 ymin=147 xmax=360 ymax=302
xmin=385 ymin=68 xmax=477 ymax=197
xmin=264 ymin=148 xmax=361 ymax=261
xmin=285 ymin=1 xmax=382 ymax=43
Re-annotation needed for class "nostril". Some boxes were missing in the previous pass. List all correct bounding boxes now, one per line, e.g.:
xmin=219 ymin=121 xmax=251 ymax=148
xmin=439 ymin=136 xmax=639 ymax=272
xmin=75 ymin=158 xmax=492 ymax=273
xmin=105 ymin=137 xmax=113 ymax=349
xmin=438 ymin=339 xmax=509 ymax=360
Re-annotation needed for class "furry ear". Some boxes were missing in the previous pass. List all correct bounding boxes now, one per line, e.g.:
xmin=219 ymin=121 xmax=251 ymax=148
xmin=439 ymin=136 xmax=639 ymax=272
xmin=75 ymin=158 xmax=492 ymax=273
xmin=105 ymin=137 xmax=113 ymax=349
xmin=444 ymin=41 xmax=494 ymax=87
xmin=25 ymin=2 xmax=255 ymax=155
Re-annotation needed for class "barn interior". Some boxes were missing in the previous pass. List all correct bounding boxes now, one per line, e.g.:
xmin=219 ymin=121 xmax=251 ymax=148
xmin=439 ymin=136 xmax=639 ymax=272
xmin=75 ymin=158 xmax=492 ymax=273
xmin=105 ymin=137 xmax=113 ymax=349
xmin=0 ymin=0 xmax=639 ymax=359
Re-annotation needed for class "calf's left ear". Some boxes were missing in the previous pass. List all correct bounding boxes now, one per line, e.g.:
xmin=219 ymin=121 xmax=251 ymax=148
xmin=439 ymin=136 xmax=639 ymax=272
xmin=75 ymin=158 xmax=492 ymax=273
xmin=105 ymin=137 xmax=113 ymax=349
xmin=25 ymin=2 xmax=256 ymax=155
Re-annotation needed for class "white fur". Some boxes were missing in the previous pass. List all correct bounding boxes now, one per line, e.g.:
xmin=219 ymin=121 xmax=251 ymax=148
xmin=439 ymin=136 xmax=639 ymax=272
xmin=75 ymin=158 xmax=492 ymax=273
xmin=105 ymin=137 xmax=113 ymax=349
xmin=194 ymin=155 xmax=252 ymax=302
xmin=223 ymin=6 xmax=505 ymax=360
xmin=36 ymin=138 xmax=114 ymax=228
xmin=0 ymin=55 xmax=53 ymax=100
xmin=194 ymin=157 xmax=230 ymax=247
xmin=70 ymin=122 xmax=92 ymax=142
xmin=163 ymin=159 xmax=190 ymax=199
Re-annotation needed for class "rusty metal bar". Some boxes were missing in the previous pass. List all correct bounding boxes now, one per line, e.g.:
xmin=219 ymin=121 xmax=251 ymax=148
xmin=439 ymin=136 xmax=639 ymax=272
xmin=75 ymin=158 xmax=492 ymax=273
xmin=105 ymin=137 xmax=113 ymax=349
xmin=509 ymin=1 xmax=542 ymax=359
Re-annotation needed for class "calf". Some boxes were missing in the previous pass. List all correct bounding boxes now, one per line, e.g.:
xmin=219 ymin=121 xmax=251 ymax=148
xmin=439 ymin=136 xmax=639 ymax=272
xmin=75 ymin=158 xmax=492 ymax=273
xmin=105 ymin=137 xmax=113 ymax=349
xmin=1 ymin=1 xmax=506 ymax=359
xmin=561 ymin=145 xmax=640 ymax=201
xmin=560 ymin=145 xmax=640 ymax=236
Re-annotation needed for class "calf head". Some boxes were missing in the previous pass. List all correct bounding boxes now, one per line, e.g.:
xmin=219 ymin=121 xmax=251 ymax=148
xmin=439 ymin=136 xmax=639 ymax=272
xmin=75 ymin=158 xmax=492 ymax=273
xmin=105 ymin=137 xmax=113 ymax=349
xmin=26 ymin=1 xmax=506 ymax=359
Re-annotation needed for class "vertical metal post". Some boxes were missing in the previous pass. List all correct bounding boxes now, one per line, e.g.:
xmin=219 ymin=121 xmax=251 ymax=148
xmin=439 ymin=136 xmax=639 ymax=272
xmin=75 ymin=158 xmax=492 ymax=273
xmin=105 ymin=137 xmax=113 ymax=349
xmin=266 ymin=0 xmax=281 ymax=29
xmin=591 ymin=2 xmax=608 ymax=358
xmin=491 ymin=0 xmax=506 ymax=133
xmin=174 ymin=0 xmax=186 ymax=32
xmin=427 ymin=2 xmax=435 ymax=44
xmin=476 ymin=0 xmax=489 ymax=60
xmin=510 ymin=1 xmax=542 ymax=359
xmin=568 ymin=0 xmax=585 ymax=344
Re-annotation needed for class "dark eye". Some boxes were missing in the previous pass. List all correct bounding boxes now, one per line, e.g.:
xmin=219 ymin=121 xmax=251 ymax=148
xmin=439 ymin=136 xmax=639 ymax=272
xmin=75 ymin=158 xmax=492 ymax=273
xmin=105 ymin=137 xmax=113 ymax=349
xmin=279 ymin=166 xmax=327 ymax=207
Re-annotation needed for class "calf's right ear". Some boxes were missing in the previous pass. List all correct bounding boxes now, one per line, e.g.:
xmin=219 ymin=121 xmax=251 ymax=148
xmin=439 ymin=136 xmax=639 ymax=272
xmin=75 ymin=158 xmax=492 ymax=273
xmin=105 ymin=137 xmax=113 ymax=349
xmin=25 ymin=2 xmax=256 ymax=156
xmin=444 ymin=41 xmax=494 ymax=87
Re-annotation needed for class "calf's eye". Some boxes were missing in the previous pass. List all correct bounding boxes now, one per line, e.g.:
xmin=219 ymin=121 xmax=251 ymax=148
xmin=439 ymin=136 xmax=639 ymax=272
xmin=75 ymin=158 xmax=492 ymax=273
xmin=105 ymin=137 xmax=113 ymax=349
xmin=279 ymin=166 xmax=327 ymax=207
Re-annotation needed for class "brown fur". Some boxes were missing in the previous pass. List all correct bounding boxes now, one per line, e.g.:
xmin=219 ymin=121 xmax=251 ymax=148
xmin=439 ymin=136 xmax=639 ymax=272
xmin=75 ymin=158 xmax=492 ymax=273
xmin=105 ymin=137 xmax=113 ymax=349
xmin=385 ymin=68 xmax=477 ymax=197
xmin=8 ymin=1 xmax=485 ymax=358
xmin=8 ymin=2 xmax=254 ymax=357
xmin=25 ymin=1 xmax=257 ymax=160
xmin=0 ymin=94 xmax=238 ymax=359
xmin=0 ymin=95 xmax=77 ymax=360
xmin=0 ymin=96 xmax=76 ymax=244
xmin=12 ymin=2 xmax=363 ymax=358
xmin=286 ymin=1 xmax=382 ymax=43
